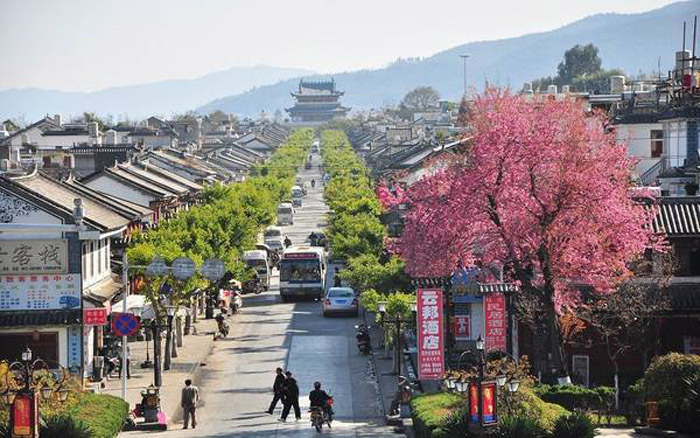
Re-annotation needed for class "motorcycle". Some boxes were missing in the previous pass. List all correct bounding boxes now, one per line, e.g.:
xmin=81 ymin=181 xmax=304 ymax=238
xmin=230 ymin=290 xmax=243 ymax=314
xmin=309 ymin=396 xmax=333 ymax=432
xmin=355 ymin=324 xmax=372 ymax=355
xmin=213 ymin=312 xmax=230 ymax=340
xmin=242 ymin=277 xmax=263 ymax=295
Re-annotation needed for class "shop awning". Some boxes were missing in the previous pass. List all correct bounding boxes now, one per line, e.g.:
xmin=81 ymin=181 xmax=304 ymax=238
xmin=84 ymin=276 xmax=123 ymax=305
xmin=0 ymin=310 xmax=81 ymax=327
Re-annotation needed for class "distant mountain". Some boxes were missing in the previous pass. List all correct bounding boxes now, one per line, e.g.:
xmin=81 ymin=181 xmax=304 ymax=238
xmin=198 ymin=0 xmax=699 ymax=116
xmin=0 ymin=65 xmax=313 ymax=122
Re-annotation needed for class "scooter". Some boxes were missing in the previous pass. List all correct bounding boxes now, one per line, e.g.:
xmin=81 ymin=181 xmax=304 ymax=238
xmin=230 ymin=290 xmax=243 ymax=314
xmin=309 ymin=396 xmax=333 ymax=432
xmin=355 ymin=324 xmax=372 ymax=355
xmin=214 ymin=312 xmax=230 ymax=340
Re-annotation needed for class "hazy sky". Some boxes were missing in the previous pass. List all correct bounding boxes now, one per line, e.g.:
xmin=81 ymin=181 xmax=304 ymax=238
xmin=0 ymin=0 xmax=679 ymax=92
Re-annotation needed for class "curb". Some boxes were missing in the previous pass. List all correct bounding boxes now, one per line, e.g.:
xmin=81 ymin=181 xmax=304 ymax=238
xmin=362 ymin=306 xmax=388 ymax=420
xmin=164 ymin=326 xmax=217 ymax=426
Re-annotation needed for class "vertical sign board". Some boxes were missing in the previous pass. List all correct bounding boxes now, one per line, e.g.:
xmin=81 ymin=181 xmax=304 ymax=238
xmin=469 ymin=383 xmax=479 ymax=423
xmin=484 ymin=293 xmax=507 ymax=352
xmin=68 ymin=326 xmax=82 ymax=372
xmin=12 ymin=394 xmax=37 ymax=437
xmin=454 ymin=315 xmax=471 ymax=340
xmin=417 ymin=289 xmax=444 ymax=380
xmin=481 ymin=381 xmax=498 ymax=426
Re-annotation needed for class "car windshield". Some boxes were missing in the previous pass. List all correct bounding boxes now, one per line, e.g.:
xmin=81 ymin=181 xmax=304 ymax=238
xmin=265 ymin=230 xmax=281 ymax=238
xmin=280 ymin=260 xmax=321 ymax=282
xmin=278 ymin=208 xmax=292 ymax=214
xmin=246 ymin=259 xmax=267 ymax=268
xmin=328 ymin=289 xmax=354 ymax=298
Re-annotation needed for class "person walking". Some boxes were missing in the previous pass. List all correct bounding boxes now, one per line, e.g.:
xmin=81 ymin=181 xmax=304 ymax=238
xmin=278 ymin=371 xmax=301 ymax=422
xmin=334 ymin=267 xmax=342 ymax=287
xmin=266 ymin=367 xmax=285 ymax=414
xmin=117 ymin=341 xmax=131 ymax=379
xmin=181 ymin=379 xmax=200 ymax=429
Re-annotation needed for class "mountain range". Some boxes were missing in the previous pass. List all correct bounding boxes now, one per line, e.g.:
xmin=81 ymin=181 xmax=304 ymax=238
xmin=0 ymin=65 xmax=313 ymax=122
xmin=199 ymin=0 xmax=699 ymax=116
xmin=2 ymin=0 xmax=698 ymax=122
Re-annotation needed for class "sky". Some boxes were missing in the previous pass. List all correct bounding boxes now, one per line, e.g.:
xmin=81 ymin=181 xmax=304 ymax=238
xmin=0 ymin=0 xmax=680 ymax=92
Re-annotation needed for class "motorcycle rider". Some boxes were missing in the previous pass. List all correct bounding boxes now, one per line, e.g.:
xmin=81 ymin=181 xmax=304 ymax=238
xmin=215 ymin=309 xmax=229 ymax=338
xmin=311 ymin=179 xmax=316 ymax=188
xmin=284 ymin=236 xmax=292 ymax=248
xmin=355 ymin=324 xmax=371 ymax=354
xmin=309 ymin=381 xmax=332 ymax=422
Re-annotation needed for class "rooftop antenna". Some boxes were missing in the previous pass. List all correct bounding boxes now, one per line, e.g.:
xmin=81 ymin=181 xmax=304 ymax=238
xmin=692 ymin=15 xmax=697 ymax=76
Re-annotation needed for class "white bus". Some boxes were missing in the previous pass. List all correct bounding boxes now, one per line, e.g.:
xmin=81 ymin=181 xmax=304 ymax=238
xmin=279 ymin=246 xmax=326 ymax=300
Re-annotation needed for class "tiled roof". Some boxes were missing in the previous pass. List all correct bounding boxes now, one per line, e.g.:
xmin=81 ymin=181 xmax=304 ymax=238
xmin=0 ymin=309 xmax=81 ymax=327
xmin=118 ymin=163 xmax=191 ymax=195
xmin=137 ymin=162 xmax=203 ymax=191
xmin=652 ymin=197 xmax=700 ymax=235
xmin=105 ymin=166 xmax=179 ymax=198
xmin=668 ymin=281 xmax=700 ymax=312
xmin=11 ymin=170 xmax=130 ymax=231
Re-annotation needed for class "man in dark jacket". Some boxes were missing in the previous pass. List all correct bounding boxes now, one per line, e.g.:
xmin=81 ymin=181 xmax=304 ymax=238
xmin=278 ymin=371 xmax=301 ymax=422
xmin=309 ymin=381 xmax=332 ymax=421
xmin=266 ymin=368 xmax=285 ymax=414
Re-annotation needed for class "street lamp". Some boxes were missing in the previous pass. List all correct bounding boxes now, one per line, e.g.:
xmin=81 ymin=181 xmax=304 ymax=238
xmin=4 ymin=348 xmax=71 ymax=438
xmin=476 ymin=335 xmax=485 ymax=352
xmin=377 ymin=301 xmax=417 ymax=375
xmin=163 ymin=306 xmax=176 ymax=371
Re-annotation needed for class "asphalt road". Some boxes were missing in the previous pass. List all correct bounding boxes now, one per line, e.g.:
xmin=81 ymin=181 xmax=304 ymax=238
xmin=130 ymin=150 xmax=397 ymax=437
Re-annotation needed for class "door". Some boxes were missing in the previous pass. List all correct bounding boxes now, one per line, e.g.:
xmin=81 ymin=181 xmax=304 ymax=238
xmin=571 ymin=355 xmax=590 ymax=387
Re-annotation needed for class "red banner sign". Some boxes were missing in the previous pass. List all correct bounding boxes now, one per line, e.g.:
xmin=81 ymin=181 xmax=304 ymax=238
xmin=84 ymin=308 xmax=108 ymax=326
xmin=454 ymin=315 xmax=470 ymax=340
xmin=417 ymin=289 xmax=444 ymax=380
xmin=469 ymin=383 xmax=479 ymax=423
xmin=481 ymin=381 xmax=498 ymax=426
xmin=12 ymin=394 xmax=36 ymax=436
xmin=484 ymin=293 xmax=507 ymax=352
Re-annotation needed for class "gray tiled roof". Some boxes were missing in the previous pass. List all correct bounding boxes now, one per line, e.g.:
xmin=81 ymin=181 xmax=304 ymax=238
xmin=652 ymin=197 xmax=700 ymax=236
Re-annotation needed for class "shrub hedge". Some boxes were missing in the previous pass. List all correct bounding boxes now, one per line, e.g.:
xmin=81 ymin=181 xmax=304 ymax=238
xmin=534 ymin=384 xmax=614 ymax=413
xmin=411 ymin=392 xmax=463 ymax=438
xmin=69 ymin=393 xmax=129 ymax=438
xmin=639 ymin=353 xmax=700 ymax=434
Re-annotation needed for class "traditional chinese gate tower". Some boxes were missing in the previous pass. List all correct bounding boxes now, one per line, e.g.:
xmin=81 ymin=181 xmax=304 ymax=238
xmin=285 ymin=79 xmax=350 ymax=123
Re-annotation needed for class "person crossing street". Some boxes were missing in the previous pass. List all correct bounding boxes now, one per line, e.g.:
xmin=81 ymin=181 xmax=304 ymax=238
xmin=266 ymin=367 xmax=285 ymax=414
xmin=278 ymin=371 xmax=301 ymax=422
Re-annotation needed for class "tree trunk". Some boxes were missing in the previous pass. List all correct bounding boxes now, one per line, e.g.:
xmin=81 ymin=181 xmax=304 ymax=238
xmin=548 ymin=305 xmax=568 ymax=376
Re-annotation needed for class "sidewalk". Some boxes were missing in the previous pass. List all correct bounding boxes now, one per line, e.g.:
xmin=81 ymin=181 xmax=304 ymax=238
xmin=100 ymin=314 xmax=219 ymax=427
xmin=365 ymin=310 xmax=415 ymax=437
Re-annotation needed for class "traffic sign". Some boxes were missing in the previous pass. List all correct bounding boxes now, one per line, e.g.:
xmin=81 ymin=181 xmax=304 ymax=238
xmin=172 ymin=257 xmax=196 ymax=280
xmin=112 ymin=312 xmax=141 ymax=337
xmin=146 ymin=256 xmax=168 ymax=277
xmin=202 ymin=258 xmax=226 ymax=281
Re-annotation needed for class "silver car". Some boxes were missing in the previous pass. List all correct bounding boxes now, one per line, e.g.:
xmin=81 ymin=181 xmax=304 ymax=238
xmin=322 ymin=287 xmax=358 ymax=317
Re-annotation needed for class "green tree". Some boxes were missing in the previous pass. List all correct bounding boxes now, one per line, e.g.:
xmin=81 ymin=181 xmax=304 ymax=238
xmin=397 ymin=86 xmax=440 ymax=120
xmin=557 ymin=44 xmax=602 ymax=84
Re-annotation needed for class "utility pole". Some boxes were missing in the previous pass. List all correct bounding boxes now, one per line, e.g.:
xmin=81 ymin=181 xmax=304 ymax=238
xmin=460 ymin=54 xmax=470 ymax=96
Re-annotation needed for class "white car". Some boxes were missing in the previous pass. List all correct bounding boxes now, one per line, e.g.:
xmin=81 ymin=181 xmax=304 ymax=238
xmin=322 ymin=287 xmax=358 ymax=317
xmin=265 ymin=236 xmax=285 ymax=252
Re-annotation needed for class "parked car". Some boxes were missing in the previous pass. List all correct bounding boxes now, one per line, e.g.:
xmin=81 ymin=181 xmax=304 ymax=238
xmin=322 ymin=287 xmax=358 ymax=317
xmin=265 ymin=236 xmax=285 ymax=252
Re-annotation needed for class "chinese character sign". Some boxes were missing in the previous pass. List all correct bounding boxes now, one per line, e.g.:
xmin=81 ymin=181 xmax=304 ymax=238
xmin=0 ymin=274 xmax=80 ymax=311
xmin=0 ymin=240 xmax=68 ymax=274
xmin=83 ymin=308 xmax=108 ymax=326
xmin=417 ymin=289 xmax=444 ymax=380
xmin=454 ymin=315 xmax=470 ymax=340
xmin=484 ymin=293 xmax=507 ymax=352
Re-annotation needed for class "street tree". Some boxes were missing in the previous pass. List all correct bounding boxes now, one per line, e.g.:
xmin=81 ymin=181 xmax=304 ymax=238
xmin=380 ymin=89 xmax=665 ymax=376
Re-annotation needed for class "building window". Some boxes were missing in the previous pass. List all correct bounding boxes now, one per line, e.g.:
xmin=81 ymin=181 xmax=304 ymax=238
xmin=0 ymin=332 xmax=59 ymax=363
xmin=651 ymin=130 xmax=663 ymax=158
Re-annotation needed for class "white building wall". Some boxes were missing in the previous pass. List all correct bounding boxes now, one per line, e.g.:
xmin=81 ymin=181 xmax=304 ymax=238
xmin=615 ymin=123 xmax=664 ymax=177
xmin=663 ymin=120 xmax=688 ymax=168
xmin=81 ymin=238 xmax=110 ymax=289
xmin=37 ymin=134 xmax=91 ymax=149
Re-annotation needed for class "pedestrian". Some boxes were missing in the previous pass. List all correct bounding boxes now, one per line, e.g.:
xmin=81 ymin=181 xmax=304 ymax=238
xmin=117 ymin=342 xmax=131 ymax=379
xmin=334 ymin=267 xmax=342 ymax=287
xmin=278 ymin=371 xmax=301 ymax=422
xmin=266 ymin=367 xmax=285 ymax=414
xmin=181 ymin=379 xmax=200 ymax=429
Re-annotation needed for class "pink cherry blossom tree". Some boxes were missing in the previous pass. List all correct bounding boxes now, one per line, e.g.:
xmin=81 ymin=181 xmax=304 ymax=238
xmin=382 ymin=89 xmax=665 ymax=375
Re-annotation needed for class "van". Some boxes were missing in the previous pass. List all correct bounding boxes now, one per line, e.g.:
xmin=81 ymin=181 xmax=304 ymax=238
xmin=291 ymin=186 xmax=303 ymax=208
xmin=277 ymin=203 xmax=294 ymax=226
xmin=242 ymin=250 xmax=270 ymax=290
xmin=264 ymin=226 xmax=282 ymax=240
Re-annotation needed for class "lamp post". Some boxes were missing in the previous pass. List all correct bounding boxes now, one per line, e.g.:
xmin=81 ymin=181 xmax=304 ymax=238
xmin=460 ymin=54 xmax=470 ymax=96
xmin=378 ymin=301 xmax=417 ymax=375
xmin=3 ymin=348 xmax=71 ymax=438
xmin=149 ymin=320 xmax=163 ymax=387
xmin=163 ymin=306 xmax=176 ymax=371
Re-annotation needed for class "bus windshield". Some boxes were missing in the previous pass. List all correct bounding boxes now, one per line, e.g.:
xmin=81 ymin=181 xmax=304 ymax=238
xmin=280 ymin=260 xmax=321 ymax=282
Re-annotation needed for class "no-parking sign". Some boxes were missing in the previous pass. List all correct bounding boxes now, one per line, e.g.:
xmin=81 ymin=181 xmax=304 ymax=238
xmin=112 ymin=312 xmax=140 ymax=337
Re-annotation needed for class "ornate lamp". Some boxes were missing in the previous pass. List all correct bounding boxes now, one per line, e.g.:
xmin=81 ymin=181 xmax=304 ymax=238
xmin=476 ymin=335 xmax=485 ymax=351
xmin=21 ymin=347 xmax=32 ymax=362
xmin=454 ymin=379 xmax=469 ymax=393
xmin=377 ymin=302 xmax=387 ymax=314
xmin=57 ymin=388 xmax=70 ymax=402
xmin=507 ymin=380 xmax=520 ymax=393
xmin=496 ymin=375 xmax=507 ymax=387
xmin=40 ymin=385 xmax=53 ymax=400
